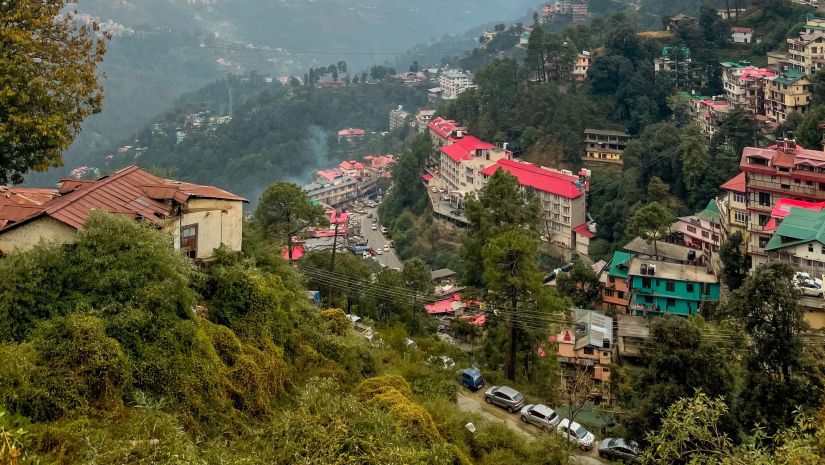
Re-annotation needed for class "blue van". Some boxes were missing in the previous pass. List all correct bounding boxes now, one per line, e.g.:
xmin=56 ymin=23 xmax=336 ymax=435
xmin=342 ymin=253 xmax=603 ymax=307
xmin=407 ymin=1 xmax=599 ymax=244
xmin=458 ymin=368 xmax=484 ymax=391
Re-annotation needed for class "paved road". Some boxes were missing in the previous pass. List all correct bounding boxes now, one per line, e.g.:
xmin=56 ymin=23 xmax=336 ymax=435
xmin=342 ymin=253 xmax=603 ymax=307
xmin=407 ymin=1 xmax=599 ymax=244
xmin=354 ymin=207 xmax=402 ymax=269
xmin=457 ymin=391 xmax=608 ymax=465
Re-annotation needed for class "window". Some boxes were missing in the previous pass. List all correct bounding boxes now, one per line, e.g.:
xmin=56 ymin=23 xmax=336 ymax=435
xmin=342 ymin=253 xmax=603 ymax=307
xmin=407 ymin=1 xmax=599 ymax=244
xmin=180 ymin=224 xmax=198 ymax=259
xmin=641 ymin=277 xmax=652 ymax=288
xmin=701 ymin=231 xmax=709 ymax=238
xmin=758 ymin=192 xmax=771 ymax=206
xmin=687 ymin=225 xmax=697 ymax=233
xmin=733 ymin=193 xmax=745 ymax=203
xmin=759 ymin=237 xmax=769 ymax=249
xmin=810 ymin=243 xmax=815 ymax=252
xmin=617 ymin=291 xmax=625 ymax=299
xmin=759 ymin=214 xmax=769 ymax=226
xmin=604 ymin=289 xmax=615 ymax=297
xmin=734 ymin=211 xmax=748 ymax=225
xmin=703 ymin=284 xmax=711 ymax=296
xmin=666 ymin=298 xmax=676 ymax=308
xmin=583 ymin=347 xmax=594 ymax=355
xmin=820 ymin=182 xmax=825 ymax=191
xmin=666 ymin=280 xmax=675 ymax=292
xmin=821 ymin=245 xmax=825 ymax=254
xmin=686 ymin=283 xmax=695 ymax=293
xmin=807 ymin=180 xmax=814 ymax=187
xmin=781 ymin=183 xmax=790 ymax=189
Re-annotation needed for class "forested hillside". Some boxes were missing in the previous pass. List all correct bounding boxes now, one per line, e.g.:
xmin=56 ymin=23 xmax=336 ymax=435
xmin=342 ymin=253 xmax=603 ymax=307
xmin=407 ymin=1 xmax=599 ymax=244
xmin=95 ymin=79 xmax=427 ymax=203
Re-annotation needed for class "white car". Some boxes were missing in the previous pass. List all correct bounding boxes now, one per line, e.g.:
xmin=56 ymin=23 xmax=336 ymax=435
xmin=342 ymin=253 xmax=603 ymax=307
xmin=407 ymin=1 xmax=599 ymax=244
xmin=540 ymin=235 xmax=549 ymax=243
xmin=441 ymin=194 xmax=450 ymax=201
xmin=376 ymin=249 xmax=383 ymax=255
xmin=383 ymin=244 xmax=389 ymax=252
xmin=371 ymin=224 xmax=377 ymax=231
xmin=380 ymin=226 xmax=388 ymax=234
xmin=556 ymin=419 xmax=595 ymax=450
xmin=431 ymin=186 xmax=439 ymax=193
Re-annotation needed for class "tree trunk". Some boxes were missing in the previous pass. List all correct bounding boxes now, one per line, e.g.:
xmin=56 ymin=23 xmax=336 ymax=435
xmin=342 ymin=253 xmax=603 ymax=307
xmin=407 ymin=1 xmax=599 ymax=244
xmin=507 ymin=287 xmax=518 ymax=381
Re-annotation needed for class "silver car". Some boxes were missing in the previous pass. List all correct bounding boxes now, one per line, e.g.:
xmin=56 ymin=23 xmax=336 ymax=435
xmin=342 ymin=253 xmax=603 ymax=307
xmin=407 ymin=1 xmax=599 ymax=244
xmin=519 ymin=404 xmax=561 ymax=431
xmin=484 ymin=386 xmax=525 ymax=413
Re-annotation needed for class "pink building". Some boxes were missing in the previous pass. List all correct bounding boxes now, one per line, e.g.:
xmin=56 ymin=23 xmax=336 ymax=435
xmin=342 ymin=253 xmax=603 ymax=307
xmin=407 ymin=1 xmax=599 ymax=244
xmin=673 ymin=199 xmax=722 ymax=253
xmin=692 ymin=98 xmax=731 ymax=137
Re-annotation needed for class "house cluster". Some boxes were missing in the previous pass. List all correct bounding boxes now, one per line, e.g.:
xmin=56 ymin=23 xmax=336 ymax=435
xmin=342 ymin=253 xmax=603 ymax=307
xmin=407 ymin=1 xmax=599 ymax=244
xmin=147 ymin=110 xmax=232 ymax=146
xmin=423 ymin=117 xmax=595 ymax=256
xmin=581 ymin=128 xmax=631 ymax=167
xmin=304 ymin=155 xmax=396 ymax=207
xmin=714 ymin=136 xmax=825 ymax=325
xmin=281 ymin=208 xmax=351 ymax=262
xmin=674 ymin=15 xmax=824 ymax=136
xmin=0 ymin=166 xmax=246 ymax=261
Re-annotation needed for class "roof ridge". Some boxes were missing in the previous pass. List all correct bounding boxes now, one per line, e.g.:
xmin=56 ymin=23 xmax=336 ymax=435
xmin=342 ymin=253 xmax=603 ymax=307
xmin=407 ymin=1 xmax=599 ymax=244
xmin=44 ymin=165 xmax=153 ymax=214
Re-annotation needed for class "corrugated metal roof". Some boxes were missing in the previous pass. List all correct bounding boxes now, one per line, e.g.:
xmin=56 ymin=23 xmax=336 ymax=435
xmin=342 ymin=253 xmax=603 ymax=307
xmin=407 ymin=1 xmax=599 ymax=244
xmin=0 ymin=166 xmax=246 ymax=232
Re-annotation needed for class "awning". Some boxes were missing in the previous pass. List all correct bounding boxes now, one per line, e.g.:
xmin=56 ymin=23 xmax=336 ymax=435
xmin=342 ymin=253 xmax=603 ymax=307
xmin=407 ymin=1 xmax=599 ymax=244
xmin=421 ymin=174 xmax=433 ymax=182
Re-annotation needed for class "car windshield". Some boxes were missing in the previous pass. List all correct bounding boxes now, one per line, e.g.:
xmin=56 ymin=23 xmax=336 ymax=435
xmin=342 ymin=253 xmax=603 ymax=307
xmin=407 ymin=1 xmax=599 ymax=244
xmin=575 ymin=426 xmax=589 ymax=439
xmin=548 ymin=411 xmax=557 ymax=420
xmin=513 ymin=393 xmax=524 ymax=402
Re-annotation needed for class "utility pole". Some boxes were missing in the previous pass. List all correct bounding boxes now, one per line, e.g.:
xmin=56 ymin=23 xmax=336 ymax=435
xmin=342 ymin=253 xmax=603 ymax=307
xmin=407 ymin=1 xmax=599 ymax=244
xmin=507 ymin=282 xmax=518 ymax=381
xmin=328 ymin=219 xmax=341 ymax=304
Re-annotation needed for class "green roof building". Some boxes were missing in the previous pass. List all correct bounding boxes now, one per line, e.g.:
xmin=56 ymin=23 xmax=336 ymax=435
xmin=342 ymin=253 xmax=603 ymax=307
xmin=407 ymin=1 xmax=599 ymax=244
xmin=765 ymin=208 xmax=825 ymax=275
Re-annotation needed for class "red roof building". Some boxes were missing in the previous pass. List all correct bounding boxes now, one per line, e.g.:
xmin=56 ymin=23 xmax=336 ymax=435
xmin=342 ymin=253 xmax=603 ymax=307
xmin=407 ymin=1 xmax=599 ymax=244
xmin=733 ymin=138 xmax=825 ymax=264
xmin=0 ymin=166 xmax=246 ymax=260
xmin=0 ymin=186 xmax=59 ymax=228
xmin=480 ymin=159 xmax=583 ymax=199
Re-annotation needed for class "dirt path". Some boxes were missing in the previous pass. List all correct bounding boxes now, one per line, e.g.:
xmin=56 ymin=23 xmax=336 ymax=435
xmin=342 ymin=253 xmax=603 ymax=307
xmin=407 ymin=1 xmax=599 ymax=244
xmin=457 ymin=391 xmax=608 ymax=465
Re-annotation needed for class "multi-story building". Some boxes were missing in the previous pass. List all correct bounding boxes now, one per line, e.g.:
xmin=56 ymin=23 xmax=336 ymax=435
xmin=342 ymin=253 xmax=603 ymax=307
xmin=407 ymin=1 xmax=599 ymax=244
xmin=389 ymin=105 xmax=410 ymax=131
xmin=572 ymin=51 xmax=591 ymax=81
xmin=601 ymin=250 xmax=632 ymax=310
xmin=654 ymin=46 xmax=692 ymax=87
xmin=479 ymin=159 xmax=591 ymax=253
xmin=0 ymin=166 xmax=246 ymax=261
xmin=557 ymin=0 xmax=573 ymax=15
xmin=556 ymin=309 xmax=613 ymax=383
xmin=540 ymin=2 xmax=556 ymax=23
xmin=765 ymin=207 xmax=825 ymax=276
xmin=765 ymin=70 xmax=812 ymax=124
xmin=721 ymin=62 xmax=776 ymax=115
xmin=718 ymin=172 xmax=748 ymax=240
xmin=666 ymin=13 xmax=696 ymax=32
xmin=692 ymin=98 xmax=731 ymax=138
xmin=627 ymin=257 xmax=721 ymax=317
xmin=427 ymin=117 xmax=467 ymax=168
xmin=303 ymin=176 xmax=360 ymax=207
xmin=673 ymin=200 xmax=722 ymax=253
xmin=415 ymin=109 xmax=436 ymax=133
xmin=736 ymin=138 xmax=825 ymax=264
xmin=582 ymin=128 xmax=631 ymax=166
xmin=437 ymin=69 xmax=475 ymax=100
xmin=571 ymin=2 xmax=589 ymax=23
xmin=787 ymin=15 xmax=825 ymax=75
xmin=438 ymin=134 xmax=504 ymax=196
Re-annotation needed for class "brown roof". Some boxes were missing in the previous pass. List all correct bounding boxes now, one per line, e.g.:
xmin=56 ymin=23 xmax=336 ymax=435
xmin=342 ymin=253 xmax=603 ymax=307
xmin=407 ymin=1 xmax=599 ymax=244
xmin=0 ymin=186 xmax=58 ymax=207
xmin=720 ymin=172 xmax=746 ymax=193
xmin=0 ymin=166 xmax=246 ymax=232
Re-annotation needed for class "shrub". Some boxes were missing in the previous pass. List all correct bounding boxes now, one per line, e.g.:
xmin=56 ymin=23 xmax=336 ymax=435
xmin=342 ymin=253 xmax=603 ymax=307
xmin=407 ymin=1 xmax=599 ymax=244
xmin=319 ymin=308 xmax=350 ymax=336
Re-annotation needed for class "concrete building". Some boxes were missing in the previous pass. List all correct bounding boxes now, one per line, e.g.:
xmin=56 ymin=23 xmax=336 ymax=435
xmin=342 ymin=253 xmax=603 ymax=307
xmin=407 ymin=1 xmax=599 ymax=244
xmin=337 ymin=128 xmax=366 ymax=144
xmin=438 ymin=134 xmax=506 ymax=196
xmin=731 ymin=27 xmax=754 ymax=44
xmin=304 ymin=176 xmax=360 ymax=208
xmin=765 ymin=70 xmax=812 ymax=124
xmin=415 ymin=109 xmax=436 ymax=133
xmin=615 ymin=314 xmax=649 ymax=361
xmin=654 ymin=46 xmax=692 ymax=86
xmin=787 ymin=16 xmax=825 ymax=75
xmin=673 ymin=200 xmax=723 ymax=253
xmin=571 ymin=2 xmax=588 ymax=23
xmin=666 ymin=13 xmax=696 ymax=32
xmin=627 ymin=258 xmax=720 ymax=317
xmin=582 ymin=128 xmax=631 ymax=166
xmin=718 ymin=172 xmax=748 ymax=240
xmin=480 ymin=159 xmax=591 ymax=254
xmin=692 ymin=98 xmax=732 ymax=138
xmin=572 ymin=51 xmax=591 ymax=82
xmin=735 ymin=138 xmax=825 ymax=263
xmin=0 ymin=166 xmax=246 ymax=261
xmin=389 ymin=105 xmax=411 ymax=131
xmin=437 ymin=69 xmax=475 ymax=100
xmin=765 ymin=206 xmax=825 ymax=276
xmin=556 ymin=309 xmax=613 ymax=383
xmin=721 ymin=62 xmax=776 ymax=115
xmin=601 ymin=250 xmax=632 ymax=310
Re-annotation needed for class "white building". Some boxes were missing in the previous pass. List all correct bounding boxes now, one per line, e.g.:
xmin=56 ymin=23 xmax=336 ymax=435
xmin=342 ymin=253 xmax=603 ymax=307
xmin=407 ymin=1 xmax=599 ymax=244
xmin=731 ymin=27 xmax=754 ymax=44
xmin=389 ymin=105 xmax=411 ymax=131
xmin=437 ymin=70 xmax=475 ymax=100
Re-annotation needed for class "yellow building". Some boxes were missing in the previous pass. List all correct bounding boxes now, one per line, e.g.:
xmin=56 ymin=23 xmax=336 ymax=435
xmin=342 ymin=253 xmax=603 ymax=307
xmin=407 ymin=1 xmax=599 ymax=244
xmin=0 ymin=166 xmax=246 ymax=261
xmin=582 ymin=129 xmax=631 ymax=166
xmin=765 ymin=70 xmax=811 ymax=124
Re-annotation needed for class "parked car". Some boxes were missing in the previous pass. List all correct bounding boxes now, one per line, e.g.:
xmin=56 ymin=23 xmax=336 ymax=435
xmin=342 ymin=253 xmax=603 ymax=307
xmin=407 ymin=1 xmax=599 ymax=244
xmin=362 ymin=251 xmax=370 ymax=259
xmin=543 ymin=271 xmax=557 ymax=283
xmin=457 ymin=368 xmax=484 ymax=391
xmin=371 ymin=224 xmax=378 ymax=231
xmin=427 ymin=355 xmax=455 ymax=369
xmin=367 ymin=213 xmax=373 ymax=218
xmin=376 ymin=249 xmax=383 ymax=255
xmin=484 ymin=386 xmax=525 ymax=413
xmin=441 ymin=194 xmax=450 ymax=201
xmin=598 ymin=438 xmax=641 ymax=462
xmin=383 ymin=244 xmax=389 ymax=251
xmin=431 ymin=186 xmax=439 ymax=193
xmin=519 ymin=404 xmax=561 ymax=431
xmin=560 ymin=263 xmax=574 ymax=273
xmin=540 ymin=235 xmax=549 ymax=242
xmin=368 ymin=248 xmax=376 ymax=256
xmin=556 ymin=419 xmax=595 ymax=450
xmin=380 ymin=226 xmax=388 ymax=234
xmin=439 ymin=188 xmax=446 ymax=193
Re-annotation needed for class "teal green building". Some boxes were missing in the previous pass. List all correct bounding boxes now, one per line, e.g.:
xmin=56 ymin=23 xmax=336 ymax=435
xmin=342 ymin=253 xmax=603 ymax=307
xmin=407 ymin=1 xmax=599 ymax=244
xmin=627 ymin=257 xmax=720 ymax=316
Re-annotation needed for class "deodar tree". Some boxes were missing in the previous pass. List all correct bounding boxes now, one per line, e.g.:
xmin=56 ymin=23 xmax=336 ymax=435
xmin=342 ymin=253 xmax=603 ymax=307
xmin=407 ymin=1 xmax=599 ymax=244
xmin=0 ymin=1 xmax=107 ymax=184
